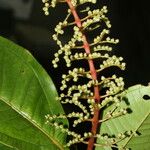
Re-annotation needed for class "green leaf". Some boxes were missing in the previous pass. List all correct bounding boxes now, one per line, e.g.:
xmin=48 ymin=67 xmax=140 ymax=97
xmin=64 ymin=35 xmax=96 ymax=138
xmin=0 ymin=142 xmax=16 ymax=150
xmin=96 ymin=85 xmax=150 ymax=150
xmin=0 ymin=36 xmax=68 ymax=150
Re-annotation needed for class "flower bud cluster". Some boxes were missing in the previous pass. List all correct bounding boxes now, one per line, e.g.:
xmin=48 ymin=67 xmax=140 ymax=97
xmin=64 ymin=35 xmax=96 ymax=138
xmin=60 ymin=68 xmax=92 ymax=90
xmin=117 ymin=130 xmax=134 ymax=139
xmin=95 ymin=131 xmax=133 ymax=149
xmin=65 ymin=132 xmax=93 ymax=147
xmin=84 ymin=132 xmax=92 ymax=138
xmin=105 ymin=79 xmax=124 ymax=95
xmin=42 ymin=0 xmax=50 ymax=15
xmin=70 ymin=52 xmax=87 ymax=60
xmin=45 ymin=115 xmax=92 ymax=147
xmin=82 ymin=6 xmax=108 ymax=28
xmin=100 ymin=55 xmax=126 ymax=71
xmin=87 ymin=98 xmax=96 ymax=115
xmin=42 ymin=2 xmax=129 ymax=149
xmin=55 ymin=22 xmax=65 ymax=35
xmin=46 ymin=119 xmax=82 ymax=137
xmin=50 ymin=0 xmax=57 ymax=7
xmin=93 ymin=45 xmax=112 ymax=52
xmin=96 ymin=134 xmax=115 ymax=145
xmin=80 ymin=0 xmax=96 ymax=4
xmin=46 ymin=112 xmax=86 ymax=127
xmin=73 ymin=26 xmax=84 ymax=42
xmin=104 ymin=107 xmax=128 ymax=121
xmin=113 ymin=108 xmax=128 ymax=116
xmin=66 ymin=85 xmax=92 ymax=97
xmin=100 ymin=75 xmax=124 ymax=96
xmin=93 ymin=29 xmax=109 ymax=43
xmin=106 ymin=37 xmax=119 ymax=44
xmin=58 ymin=90 xmax=90 ymax=115
xmin=70 ymin=52 xmax=109 ymax=61
xmin=71 ymin=0 xmax=77 ymax=6
xmin=52 ymin=21 xmax=68 ymax=48
xmin=46 ymin=120 xmax=85 ymax=148
xmin=52 ymin=34 xmax=62 ymax=48
xmin=97 ymin=95 xmax=121 ymax=110
xmin=42 ymin=0 xmax=57 ymax=13
xmin=52 ymin=38 xmax=77 ymax=68
xmin=72 ymin=95 xmax=89 ymax=115
xmin=87 ymin=79 xmax=99 ymax=87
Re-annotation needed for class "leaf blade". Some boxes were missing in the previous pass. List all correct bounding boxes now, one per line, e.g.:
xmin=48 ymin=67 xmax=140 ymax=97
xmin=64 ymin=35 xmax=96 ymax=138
xmin=0 ymin=36 xmax=68 ymax=150
xmin=96 ymin=85 xmax=150 ymax=150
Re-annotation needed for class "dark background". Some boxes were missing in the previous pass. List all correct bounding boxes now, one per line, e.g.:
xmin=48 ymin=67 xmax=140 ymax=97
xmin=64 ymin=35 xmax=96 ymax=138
xmin=0 ymin=0 xmax=150 ymax=89
xmin=0 ymin=1 xmax=149 ymax=149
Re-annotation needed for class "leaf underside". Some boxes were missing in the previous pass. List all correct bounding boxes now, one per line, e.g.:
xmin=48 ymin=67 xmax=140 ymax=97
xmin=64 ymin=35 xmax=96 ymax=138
xmin=0 ymin=36 xmax=68 ymax=150
xmin=96 ymin=85 xmax=150 ymax=150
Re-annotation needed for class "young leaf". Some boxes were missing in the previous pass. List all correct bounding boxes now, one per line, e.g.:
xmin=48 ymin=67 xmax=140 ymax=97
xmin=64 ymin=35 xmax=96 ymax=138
xmin=0 ymin=36 xmax=68 ymax=150
xmin=96 ymin=85 xmax=150 ymax=150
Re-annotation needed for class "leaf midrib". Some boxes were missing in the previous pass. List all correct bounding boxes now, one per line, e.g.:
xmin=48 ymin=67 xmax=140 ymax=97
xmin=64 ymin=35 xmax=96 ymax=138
xmin=122 ymin=111 xmax=150 ymax=148
xmin=0 ymin=129 xmax=55 ymax=149
xmin=0 ymin=140 xmax=17 ymax=150
xmin=0 ymin=37 xmax=66 ymax=150
xmin=0 ymin=96 xmax=64 ymax=150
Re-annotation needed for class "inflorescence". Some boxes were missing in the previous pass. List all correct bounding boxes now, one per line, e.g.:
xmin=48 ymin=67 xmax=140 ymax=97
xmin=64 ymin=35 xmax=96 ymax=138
xmin=42 ymin=0 xmax=133 ymax=149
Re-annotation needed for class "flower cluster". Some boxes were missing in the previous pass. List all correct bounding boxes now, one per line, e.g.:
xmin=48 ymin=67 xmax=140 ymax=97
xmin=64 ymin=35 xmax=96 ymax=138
xmin=70 ymin=0 xmax=97 ymax=6
xmin=80 ymin=0 xmax=96 ymax=4
xmin=93 ymin=45 xmax=112 ymax=52
xmin=42 ymin=0 xmax=50 ymax=15
xmin=82 ymin=6 xmax=110 ymax=29
xmin=99 ymin=56 xmax=126 ymax=72
xmin=42 ymin=0 xmax=97 ymax=12
xmin=95 ymin=131 xmax=137 ymax=150
xmin=42 ymin=0 xmax=57 ymax=10
xmin=42 ymin=1 xmax=130 ymax=149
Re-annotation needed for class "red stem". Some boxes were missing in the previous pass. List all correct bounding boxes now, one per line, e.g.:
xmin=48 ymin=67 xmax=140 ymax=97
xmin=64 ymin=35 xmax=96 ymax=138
xmin=66 ymin=1 xmax=101 ymax=150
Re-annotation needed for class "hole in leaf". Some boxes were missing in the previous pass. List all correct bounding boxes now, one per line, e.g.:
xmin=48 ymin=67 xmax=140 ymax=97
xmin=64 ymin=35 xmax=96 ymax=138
xmin=122 ymin=96 xmax=130 ymax=105
xmin=136 ymin=131 xmax=141 ymax=136
xmin=112 ymin=146 xmax=117 ymax=150
xmin=143 ymin=95 xmax=150 ymax=101
xmin=126 ymin=108 xmax=132 ymax=114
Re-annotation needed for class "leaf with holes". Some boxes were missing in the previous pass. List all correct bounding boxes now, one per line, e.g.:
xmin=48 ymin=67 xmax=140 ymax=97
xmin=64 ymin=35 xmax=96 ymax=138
xmin=0 ymin=36 xmax=68 ymax=150
xmin=96 ymin=85 xmax=150 ymax=150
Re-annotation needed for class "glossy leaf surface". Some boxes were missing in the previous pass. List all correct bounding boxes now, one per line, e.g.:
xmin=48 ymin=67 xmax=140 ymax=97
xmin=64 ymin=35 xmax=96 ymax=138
xmin=0 ymin=36 xmax=68 ymax=150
